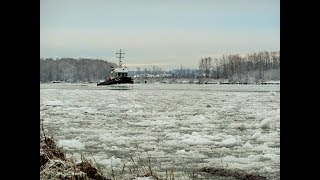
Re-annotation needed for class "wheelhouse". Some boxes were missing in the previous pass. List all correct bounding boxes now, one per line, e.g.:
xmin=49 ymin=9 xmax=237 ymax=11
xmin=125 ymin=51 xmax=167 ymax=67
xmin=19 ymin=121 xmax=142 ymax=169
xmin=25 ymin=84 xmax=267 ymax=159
xmin=110 ymin=68 xmax=129 ymax=79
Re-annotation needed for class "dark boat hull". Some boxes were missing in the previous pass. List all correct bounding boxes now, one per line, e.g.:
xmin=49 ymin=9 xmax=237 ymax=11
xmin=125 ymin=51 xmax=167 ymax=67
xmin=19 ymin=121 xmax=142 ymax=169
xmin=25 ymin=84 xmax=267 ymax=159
xmin=97 ymin=76 xmax=133 ymax=86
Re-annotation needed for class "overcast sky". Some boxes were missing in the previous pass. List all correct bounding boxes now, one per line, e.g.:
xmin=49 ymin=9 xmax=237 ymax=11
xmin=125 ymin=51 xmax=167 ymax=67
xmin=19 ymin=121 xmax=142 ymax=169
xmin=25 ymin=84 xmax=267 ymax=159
xmin=40 ymin=0 xmax=279 ymax=70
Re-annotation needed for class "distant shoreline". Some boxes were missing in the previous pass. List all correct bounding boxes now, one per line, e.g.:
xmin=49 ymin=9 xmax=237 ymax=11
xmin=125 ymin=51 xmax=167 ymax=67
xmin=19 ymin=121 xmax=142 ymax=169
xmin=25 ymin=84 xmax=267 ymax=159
xmin=41 ymin=78 xmax=280 ymax=85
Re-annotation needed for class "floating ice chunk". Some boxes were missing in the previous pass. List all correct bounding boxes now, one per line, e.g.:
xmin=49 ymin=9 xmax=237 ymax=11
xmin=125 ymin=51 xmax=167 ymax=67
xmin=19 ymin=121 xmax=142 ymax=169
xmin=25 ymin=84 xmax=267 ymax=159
xmin=243 ymin=161 xmax=265 ymax=170
xmin=110 ymin=146 xmax=119 ymax=150
xmin=181 ymin=132 xmax=213 ymax=145
xmin=133 ymin=104 xmax=144 ymax=108
xmin=176 ymin=149 xmax=186 ymax=154
xmin=228 ymin=123 xmax=253 ymax=130
xmin=132 ymin=110 xmax=144 ymax=115
xmin=111 ymin=156 xmax=122 ymax=167
xmin=238 ymin=123 xmax=247 ymax=130
xmin=175 ymin=149 xmax=207 ymax=158
xmin=219 ymin=137 xmax=243 ymax=147
xmin=252 ymin=130 xmax=262 ymax=140
xmin=133 ymin=177 xmax=155 ymax=180
xmin=222 ymin=155 xmax=242 ymax=163
xmin=107 ymin=104 xmax=117 ymax=107
xmin=270 ymin=91 xmax=276 ymax=96
xmin=259 ymin=118 xmax=273 ymax=129
xmin=259 ymin=166 xmax=273 ymax=173
xmin=194 ymin=115 xmax=206 ymax=121
xmin=260 ymin=154 xmax=275 ymax=161
xmin=46 ymin=100 xmax=63 ymax=106
xmin=264 ymin=154 xmax=280 ymax=163
xmin=133 ymin=119 xmax=170 ymax=127
xmin=243 ymin=141 xmax=253 ymax=149
xmin=58 ymin=139 xmax=85 ymax=150
xmin=98 ymin=159 xmax=111 ymax=167
xmin=192 ymin=132 xmax=199 ymax=136
xmin=186 ymin=114 xmax=207 ymax=124
xmin=256 ymin=132 xmax=278 ymax=143
xmin=79 ymin=106 xmax=96 ymax=113
xmin=181 ymin=137 xmax=212 ymax=145
xmin=116 ymin=140 xmax=127 ymax=145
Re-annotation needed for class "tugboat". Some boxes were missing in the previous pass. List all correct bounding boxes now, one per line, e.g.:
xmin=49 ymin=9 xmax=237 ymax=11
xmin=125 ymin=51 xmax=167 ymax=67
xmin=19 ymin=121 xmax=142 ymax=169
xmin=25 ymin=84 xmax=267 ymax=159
xmin=97 ymin=49 xmax=134 ymax=86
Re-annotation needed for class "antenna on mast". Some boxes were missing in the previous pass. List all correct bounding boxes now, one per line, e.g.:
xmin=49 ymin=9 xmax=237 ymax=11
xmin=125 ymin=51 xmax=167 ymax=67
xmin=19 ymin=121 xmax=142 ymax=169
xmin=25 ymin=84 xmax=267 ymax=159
xmin=116 ymin=49 xmax=125 ymax=67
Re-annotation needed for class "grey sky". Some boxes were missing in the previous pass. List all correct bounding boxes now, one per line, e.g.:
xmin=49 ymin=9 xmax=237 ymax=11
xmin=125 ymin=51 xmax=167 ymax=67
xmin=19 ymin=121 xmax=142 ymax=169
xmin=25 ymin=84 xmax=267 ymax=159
xmin=40 ymin=0 xmax=279 ymax=70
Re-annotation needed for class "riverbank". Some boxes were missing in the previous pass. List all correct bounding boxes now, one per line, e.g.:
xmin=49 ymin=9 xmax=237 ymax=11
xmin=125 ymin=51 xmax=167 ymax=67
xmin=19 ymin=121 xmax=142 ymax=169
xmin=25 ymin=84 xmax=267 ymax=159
xmin=40 ymin=135 xmax=110 ymax=180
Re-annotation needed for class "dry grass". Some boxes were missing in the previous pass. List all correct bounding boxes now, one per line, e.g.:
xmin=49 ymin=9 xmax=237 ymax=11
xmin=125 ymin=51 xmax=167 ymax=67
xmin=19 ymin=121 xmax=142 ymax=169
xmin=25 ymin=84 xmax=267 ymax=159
xmin=40 ymin=119 xmax=109 ymax=180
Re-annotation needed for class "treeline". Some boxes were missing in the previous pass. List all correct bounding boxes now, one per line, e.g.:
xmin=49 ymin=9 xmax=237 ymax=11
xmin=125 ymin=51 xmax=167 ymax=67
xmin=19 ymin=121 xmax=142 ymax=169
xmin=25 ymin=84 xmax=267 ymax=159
xmin=133 ymin=50 xmax=280 ymax=81
xmin=40 ymin=58 xmax=116 ymax=83
xmin=132 ymin=66 xmax=198 ymax=78
xmin=40 ymin=50 xmax=279 ymax=83
xmin=199 ymin=50 xmax=280 ymax=82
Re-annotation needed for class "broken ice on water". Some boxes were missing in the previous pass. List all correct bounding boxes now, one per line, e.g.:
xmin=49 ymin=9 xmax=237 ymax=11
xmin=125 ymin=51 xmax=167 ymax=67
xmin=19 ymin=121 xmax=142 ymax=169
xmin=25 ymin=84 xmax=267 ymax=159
xmin=40 ymin=83 xmax=280 ymax=179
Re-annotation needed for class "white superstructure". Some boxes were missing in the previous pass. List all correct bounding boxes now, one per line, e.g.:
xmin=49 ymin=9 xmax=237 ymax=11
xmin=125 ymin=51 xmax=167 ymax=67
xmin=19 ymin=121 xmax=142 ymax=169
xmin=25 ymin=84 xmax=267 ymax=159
xmin=110 ymin=67 xmax=129 ymax=79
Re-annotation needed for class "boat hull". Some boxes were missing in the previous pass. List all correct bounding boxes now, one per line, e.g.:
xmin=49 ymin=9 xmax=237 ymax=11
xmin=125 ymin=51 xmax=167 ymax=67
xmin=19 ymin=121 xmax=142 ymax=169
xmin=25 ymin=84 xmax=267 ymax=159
xmin=97 ymin=76 xmax=133 ymax=86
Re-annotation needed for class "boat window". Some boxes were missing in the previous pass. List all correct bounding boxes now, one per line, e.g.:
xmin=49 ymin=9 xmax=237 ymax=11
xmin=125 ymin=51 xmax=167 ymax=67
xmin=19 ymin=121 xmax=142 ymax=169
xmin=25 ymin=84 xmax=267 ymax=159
xmin=124 ymin=73 xmax=127 ymax=76
xmin=118 ymin=73 xmax=121 ymax=76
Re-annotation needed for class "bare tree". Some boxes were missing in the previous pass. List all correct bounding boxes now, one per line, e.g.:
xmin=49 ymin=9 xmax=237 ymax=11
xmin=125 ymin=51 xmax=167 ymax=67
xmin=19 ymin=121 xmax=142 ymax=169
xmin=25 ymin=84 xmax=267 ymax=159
xmin=136 ymin=67 xmax=141 ymax=77
xmin=152 ymin=66 xmax=162 ymax=76
xmin=199 ymin=57 xmax=212 ymax=78
xmin=40 ymin=58 xmax=116 ymax=83
xmin=196 ymin=50 xmax=279 ymax=82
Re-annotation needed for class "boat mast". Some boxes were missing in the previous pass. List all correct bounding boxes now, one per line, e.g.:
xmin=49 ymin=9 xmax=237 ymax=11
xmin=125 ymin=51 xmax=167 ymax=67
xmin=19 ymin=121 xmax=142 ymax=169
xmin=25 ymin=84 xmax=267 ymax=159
xmin=116 ymin=49 xmax=125 ymax=68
